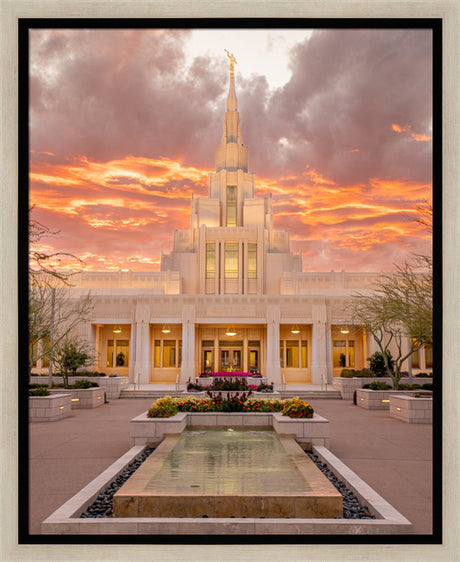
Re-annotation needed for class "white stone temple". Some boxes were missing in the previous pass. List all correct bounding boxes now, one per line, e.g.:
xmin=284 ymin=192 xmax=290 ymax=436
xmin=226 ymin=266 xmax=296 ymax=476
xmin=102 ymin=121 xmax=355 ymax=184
xmin=31 ymin=55 xmax=432 ymax=385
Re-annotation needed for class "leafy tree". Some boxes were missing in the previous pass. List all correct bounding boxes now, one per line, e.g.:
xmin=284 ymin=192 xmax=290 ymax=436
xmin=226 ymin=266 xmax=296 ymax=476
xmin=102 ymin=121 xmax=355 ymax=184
xmin=52 ymin=338 xmax=93 ymax=388
xmin=28 ymin=208 xmax=93 ymax=381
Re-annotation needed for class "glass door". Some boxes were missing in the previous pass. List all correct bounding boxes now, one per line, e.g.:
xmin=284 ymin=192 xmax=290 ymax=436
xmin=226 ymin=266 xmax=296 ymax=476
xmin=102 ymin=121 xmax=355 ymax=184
xmin=202 ymin=349 xmax=214 ymax=374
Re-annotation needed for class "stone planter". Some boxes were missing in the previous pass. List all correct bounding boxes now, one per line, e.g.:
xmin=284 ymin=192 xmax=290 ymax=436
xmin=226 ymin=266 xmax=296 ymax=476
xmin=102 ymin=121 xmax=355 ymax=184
xmin=389 ymin=394 xmax=432 ymax=423
xmin=29 ymin=375 xmax=128 ymax=399
xmin=48 ymin=387 xmax=106 ymax=409
xmin=355 ymin=389 xmax=427 ymax=410
xmin=333 ymin=377 xmax=433 ymax=400
xmin=29 ymin=393 xmax=71 ymax=422
xmin=130 ymin=411 xmax=329 ymax=448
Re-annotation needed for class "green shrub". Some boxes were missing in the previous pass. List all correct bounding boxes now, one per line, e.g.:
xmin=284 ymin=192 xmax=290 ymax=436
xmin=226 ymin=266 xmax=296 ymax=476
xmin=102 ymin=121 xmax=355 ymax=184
xmin=363 ymin=382 xmax=392 ymax=390
xmin=29 ymin=386 xmax=50 ymax=396
xmin=421 ymin=383 xmax=433 ymax=390
xmin=398 ymin=383 xmax=421 ymax=390
xmin=340 ymin=369 xmax=357 ymax=378
xmin=255 ymin=383 xmax=274 ymax=392
xmin=356 ymin=368 xmax=373 ymax=377
xmin=368 ymin=351 xmax=394 ymax=377
xmin=71 ymin=379 xmax=99 ymax=389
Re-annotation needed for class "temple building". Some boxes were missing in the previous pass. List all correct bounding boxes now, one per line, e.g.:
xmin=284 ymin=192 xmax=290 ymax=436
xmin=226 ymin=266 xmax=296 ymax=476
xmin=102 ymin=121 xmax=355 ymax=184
xmin=32 ymin=56 xmax=432 ymax=385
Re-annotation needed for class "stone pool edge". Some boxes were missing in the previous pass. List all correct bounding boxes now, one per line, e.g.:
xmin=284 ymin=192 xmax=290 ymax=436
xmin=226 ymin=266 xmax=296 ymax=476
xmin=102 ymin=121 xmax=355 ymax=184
xmin=41 ymin=444 xmax=413 ymax=535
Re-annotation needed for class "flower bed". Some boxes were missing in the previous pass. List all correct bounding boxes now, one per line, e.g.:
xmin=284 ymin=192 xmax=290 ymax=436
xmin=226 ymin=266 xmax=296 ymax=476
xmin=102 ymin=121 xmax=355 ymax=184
xmin=147 ymin=395 xmax=313 ymax=418
xmin=199 ymin=371 xmax=262 ymax=378
xmin=29 ymin=393 xmax=72 ymax=422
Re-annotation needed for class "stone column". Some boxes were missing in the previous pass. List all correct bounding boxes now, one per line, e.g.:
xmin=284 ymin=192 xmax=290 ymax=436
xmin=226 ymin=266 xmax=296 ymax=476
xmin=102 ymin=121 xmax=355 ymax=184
xmin=133 ymin=299 xmax=150 ymax=385
xmin=129 ymin=322 xmax=136 ymax=383
xmin=266 ymin=305 xmax=281 ymax=384
xmin=180 ymin=304 xmax=196 ymax=382
xmin=311 ymin=301 xmax=330 ymax=385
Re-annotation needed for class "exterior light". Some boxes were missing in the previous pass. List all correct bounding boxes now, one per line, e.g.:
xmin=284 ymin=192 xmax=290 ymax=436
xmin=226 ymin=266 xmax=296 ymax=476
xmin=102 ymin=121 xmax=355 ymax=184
xmin=162 ymin=324 xmax=171 ymax=334
xmin=397 ymin=407 xmax=401 ymax=411
xmin=340 ymin=326 xmax=349 ymax=334
xmin=71 ymin=398 xmax=80 ymax=402
xmin=59 ymin=406 xmax=64 ymax=410
xmin=381 ymin=399 xmax=390 ymax=403
xmin=225 ymin=326 xmax=237 ymax=336
xmin=113 ymin=325 xmax=122 ymax=333
xmin=290 ymin=325 xmax=300 ymax=334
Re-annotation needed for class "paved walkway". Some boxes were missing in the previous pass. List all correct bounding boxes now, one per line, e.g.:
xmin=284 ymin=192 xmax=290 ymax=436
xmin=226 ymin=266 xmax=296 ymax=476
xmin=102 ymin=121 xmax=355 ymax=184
xmin=28 ymin=392 xmax=432 ymax=535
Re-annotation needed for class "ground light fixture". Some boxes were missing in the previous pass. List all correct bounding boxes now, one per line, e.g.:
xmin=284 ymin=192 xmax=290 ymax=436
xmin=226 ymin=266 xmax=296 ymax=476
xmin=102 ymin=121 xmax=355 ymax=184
xmin=113 ymin=325 xmax=122 ymax=333
xmin=225 ymin=326 xmax=237 ymax=336
xmin=161 ymin=324 xmax=171 ymax=334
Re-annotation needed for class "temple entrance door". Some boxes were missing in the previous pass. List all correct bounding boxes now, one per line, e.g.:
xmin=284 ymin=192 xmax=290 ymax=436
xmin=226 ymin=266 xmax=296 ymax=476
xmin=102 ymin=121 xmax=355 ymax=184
xmin=219 ymin=343 xmax=243 ymax=372
xmin=202 ymin=348 xmax=214 ymax=374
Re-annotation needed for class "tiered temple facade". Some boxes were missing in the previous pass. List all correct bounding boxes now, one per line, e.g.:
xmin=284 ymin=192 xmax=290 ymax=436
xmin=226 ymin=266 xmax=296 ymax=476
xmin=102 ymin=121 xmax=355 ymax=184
xmin=32 ymin=58 xmax=432 ymax=385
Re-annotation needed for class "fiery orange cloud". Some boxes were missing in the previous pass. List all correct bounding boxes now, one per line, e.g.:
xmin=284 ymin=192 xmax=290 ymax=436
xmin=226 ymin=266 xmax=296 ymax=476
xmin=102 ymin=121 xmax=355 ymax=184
xmin=30 ymin=153 xmax=431 ymax=274
xmin=392 ymin=123 xmax=432 ymax=142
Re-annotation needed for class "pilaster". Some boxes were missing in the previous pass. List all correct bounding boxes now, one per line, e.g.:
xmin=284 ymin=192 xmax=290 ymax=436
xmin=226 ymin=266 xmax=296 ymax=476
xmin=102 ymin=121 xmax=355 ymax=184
xmin=266 ymin=305 xmax=281 ymax=384
xmin=180 ymin=304 xmax=196 ymax=382
xmin=133 ymin=300 xmax=150 ymax=385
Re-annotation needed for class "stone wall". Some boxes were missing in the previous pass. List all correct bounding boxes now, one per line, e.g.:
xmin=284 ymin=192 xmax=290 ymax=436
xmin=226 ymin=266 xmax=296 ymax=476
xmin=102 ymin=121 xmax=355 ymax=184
xmin=389 ymin=395 xmax=432 ymax=423
xmin=29 ymin=393 xmax=71 ymax=422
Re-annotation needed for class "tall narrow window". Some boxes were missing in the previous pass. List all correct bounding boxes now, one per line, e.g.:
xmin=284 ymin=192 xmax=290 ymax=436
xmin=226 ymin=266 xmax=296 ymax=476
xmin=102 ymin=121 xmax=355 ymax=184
xmin=286 ymin=341 xmax=299 ymax=368
xmin=301 ymin=341 xmax=308 ymax=368
xmin=163 ymin=340 xmax=176 ymax=367
xmin=154 ymin=340 xmax=161 ymax=367
xmin=226 ymin=186 xmax=237 ymax=226
xmin=224 ymin=243 xmax=239 ymax=278
xmin=206 ymin=244 xmax=216 ymax=279
xmin=248 ymin=243 xmax=257 ymax=279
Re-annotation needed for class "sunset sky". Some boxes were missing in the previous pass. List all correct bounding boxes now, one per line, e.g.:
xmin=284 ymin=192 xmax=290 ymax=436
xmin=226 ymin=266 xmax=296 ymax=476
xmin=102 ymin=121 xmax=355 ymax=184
xmin=29 ymin=26 xmax=433 ymax=272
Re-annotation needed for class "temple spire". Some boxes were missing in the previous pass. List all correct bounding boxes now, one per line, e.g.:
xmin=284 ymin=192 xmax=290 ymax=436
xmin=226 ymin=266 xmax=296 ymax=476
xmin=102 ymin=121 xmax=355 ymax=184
xmin=224 ymin=49 xmax=238 ymax=111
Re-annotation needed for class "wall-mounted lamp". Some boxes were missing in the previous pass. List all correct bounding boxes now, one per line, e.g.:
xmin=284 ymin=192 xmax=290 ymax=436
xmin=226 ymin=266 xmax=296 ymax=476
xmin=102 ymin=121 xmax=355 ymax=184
xmin=290 ymin=324 xmax=300 ymax=334
xmin=113 ymin=325 xmax=122 ymax=333
xmin=161 ymin=324 xmax=171 ymax=334
xmin=225 ymin=326 xmax=237 ymax=337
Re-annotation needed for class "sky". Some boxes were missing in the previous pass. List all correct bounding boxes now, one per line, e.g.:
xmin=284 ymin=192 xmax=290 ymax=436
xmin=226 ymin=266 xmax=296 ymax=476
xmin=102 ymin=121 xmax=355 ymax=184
xmin=29 ymin=26 xmax=433 ymax=273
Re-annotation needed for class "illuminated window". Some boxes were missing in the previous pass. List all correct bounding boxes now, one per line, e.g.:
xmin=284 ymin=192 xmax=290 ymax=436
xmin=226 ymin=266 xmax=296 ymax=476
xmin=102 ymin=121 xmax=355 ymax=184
xmin=333 ymin=340 xmax=354 ymax=368
xmin=226 ymin=186 xmax=237 ymax=226
xmin=301 ymin=340 xmax=308 ymax=368
xmin=206 ymin=244 xmax=216 ymax=279
xmin=154 ymin=340 xmax=161 ymax=367
xmin=224 ymin=243 xmax=239 ymax=278
xmin=248 ymin=243 xmax=257 ymax=279
xmin=286 ymin=341 xmax=299 ymax=368
xmin=107 ymin=339 xmax=130 ymax=368
xmin=154 ymin=339 xmax=182 ymax=368
xmin=163 ymin=340 xmax=176 ymax=367
xmin=280 ymin=340 xmax=307 ymax=369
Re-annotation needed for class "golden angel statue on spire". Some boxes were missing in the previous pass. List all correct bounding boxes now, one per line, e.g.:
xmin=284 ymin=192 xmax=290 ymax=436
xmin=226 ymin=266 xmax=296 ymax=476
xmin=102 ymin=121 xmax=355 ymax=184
xmin=224 ymin=49 xmax=237 ymax=74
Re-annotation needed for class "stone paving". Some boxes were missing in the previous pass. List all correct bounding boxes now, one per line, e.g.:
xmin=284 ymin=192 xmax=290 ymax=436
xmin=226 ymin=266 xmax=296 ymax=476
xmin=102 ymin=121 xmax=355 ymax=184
xmin=28 ymin=390 xmax=433 ymax=535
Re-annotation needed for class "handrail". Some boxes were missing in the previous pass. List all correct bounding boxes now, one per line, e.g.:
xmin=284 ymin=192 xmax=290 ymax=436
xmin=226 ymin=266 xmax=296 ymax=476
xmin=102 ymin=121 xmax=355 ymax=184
xmin=281 ymin=372 xmax=286 ymax=391
xmin=175 ymin=373 xmax=180 ymax=391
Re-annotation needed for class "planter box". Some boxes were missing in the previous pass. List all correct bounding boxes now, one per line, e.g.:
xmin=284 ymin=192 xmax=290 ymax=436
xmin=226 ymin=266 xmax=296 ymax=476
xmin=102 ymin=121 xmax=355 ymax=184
xmin=29 ymin=393 xmax=71 ymax=422
xmin=30 ymin=375 xmax=128 ymax=399
xmin=48 ymin=387 xmax=106 ymax=409
xmin=334 ymin=377 xmax=433 ymax=400
xmin=130 ymin=411 xmax=329 ymax=448
xmin=389 ymin=394 xmax=432 ymax=424
xmin=355 ymin=389 xmax=428 ymax=410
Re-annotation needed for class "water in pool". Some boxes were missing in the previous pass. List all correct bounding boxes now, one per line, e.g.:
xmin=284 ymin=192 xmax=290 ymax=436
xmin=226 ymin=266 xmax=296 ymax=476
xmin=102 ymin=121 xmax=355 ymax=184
xmin=145 ymin=428 xmax=310 ymax=495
